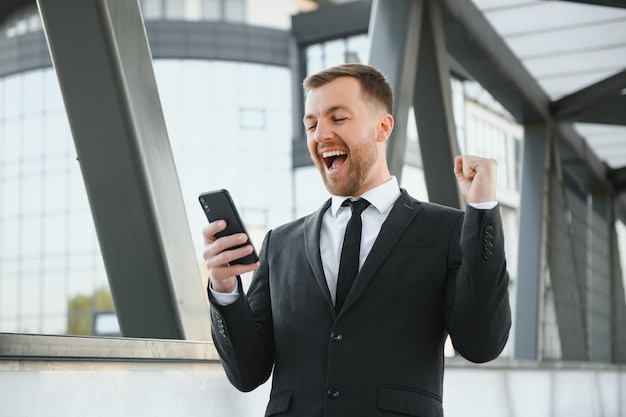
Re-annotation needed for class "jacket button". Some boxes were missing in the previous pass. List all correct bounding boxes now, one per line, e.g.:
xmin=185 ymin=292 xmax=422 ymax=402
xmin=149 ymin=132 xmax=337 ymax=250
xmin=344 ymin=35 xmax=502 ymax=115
xmin=484 ymin=250 xmax=493 ymax=260
xmin=486 ymin=225 xmax=494 ymax=233
xmin=330 ymin=331 xmax=343 ymax=342
xmin=484 ymin=241 xmax=493 ymax=250
xmin=327 ymin=388 xmax=340 ymax=399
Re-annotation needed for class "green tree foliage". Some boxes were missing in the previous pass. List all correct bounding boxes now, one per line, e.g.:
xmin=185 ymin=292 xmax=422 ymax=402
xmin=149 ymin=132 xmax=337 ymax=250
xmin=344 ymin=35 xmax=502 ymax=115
xmin=67 ymin=287 xmax=116 ymax=335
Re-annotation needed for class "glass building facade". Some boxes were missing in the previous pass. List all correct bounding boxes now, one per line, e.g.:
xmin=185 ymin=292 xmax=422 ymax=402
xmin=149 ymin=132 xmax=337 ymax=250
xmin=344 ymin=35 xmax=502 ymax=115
xmin=0 ymin=60 xmax=294 ymax=334
xmin=0 ymin=65 xmax=102 ymax=334
xmin=0 ymin=0 xmax=294 ymax=335
xmin=0 ymin=0 xmax=522 ymax=354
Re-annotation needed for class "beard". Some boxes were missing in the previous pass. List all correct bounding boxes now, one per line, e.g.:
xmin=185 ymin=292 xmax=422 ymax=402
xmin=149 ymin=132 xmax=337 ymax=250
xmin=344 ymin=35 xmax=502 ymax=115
xmin=316 ymin=136 xmax=378 ymax=197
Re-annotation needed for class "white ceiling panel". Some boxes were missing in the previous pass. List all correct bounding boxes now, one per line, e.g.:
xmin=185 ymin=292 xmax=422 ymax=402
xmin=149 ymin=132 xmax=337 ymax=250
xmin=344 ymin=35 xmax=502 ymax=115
xmin=507 ymin=20 xmax=626 ymax=59
xmin=525 ymin=46 xmax=626 ymax=78
xmin=476 ymin=2 xmax=625 ymax=36
xmin=470 ymin=0 xmax=626 ymax=170
xmin=537 ymin=68 xmax=622 ymax=99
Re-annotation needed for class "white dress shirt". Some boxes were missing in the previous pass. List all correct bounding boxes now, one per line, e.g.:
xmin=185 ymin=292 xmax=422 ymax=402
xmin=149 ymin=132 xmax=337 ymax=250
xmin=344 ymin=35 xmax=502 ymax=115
xmin=321 ymin=176 xmax=400 ymax=304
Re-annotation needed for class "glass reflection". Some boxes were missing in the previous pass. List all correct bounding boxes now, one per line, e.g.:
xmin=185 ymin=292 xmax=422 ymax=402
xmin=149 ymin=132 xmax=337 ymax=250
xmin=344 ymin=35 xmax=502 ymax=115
xmin=0 ymin=59 xmax=292 ymax=336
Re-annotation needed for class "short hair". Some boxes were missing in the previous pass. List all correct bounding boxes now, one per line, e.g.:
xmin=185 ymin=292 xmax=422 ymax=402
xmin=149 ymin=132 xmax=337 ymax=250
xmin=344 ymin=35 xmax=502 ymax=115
xmin=303 ymin=63 xmax=394 ymax=114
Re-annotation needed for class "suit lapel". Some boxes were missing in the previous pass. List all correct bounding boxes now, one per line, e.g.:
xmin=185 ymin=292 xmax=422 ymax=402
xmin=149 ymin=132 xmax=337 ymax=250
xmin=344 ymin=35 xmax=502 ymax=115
xmin=341 ymin=190 xmax=422 ymax=313
xmin=304 ymin=199 xmax=334 ymax=311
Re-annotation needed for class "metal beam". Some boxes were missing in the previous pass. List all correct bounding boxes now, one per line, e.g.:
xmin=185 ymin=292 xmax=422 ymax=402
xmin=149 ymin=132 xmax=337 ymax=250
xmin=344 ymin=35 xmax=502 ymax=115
xmin=291 ymin=0 xmax=372 ymax=46
xmin=439 ymin=0 xmax=550 ymax=124
xmin=586 ymin=193 xmax=612 ymax=362
xmin=37 ymin=0 xmax=211 ymax=340
xmin=610 ymin=224 xmax=626 ymax=363
xmin=557 ymin=124 xmax=610 ymax=191
xmin=547 ymin=137 xmax=589 ymax=361
xmin=551 ymin=69 xmax=626 ymax=126
xmin=609 ymin=166 xmax=626 ymax=193
xmin=0 ymin=333 xmax=219 ymax=361
xmin=515 ymin=124 xmax=550 ymax=360
xmin=367 ymin=0 xmax=423 ymax=182
xmin=413 ymin=0 xmax=462 ymax=208
xmin=440 ymin=0 xmax=612 ymax=192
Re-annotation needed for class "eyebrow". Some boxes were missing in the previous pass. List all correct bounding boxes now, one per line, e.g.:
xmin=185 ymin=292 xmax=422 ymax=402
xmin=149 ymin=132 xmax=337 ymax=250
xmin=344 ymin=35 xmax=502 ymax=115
xmin=303 ymin=105 xmax=350 ymax=123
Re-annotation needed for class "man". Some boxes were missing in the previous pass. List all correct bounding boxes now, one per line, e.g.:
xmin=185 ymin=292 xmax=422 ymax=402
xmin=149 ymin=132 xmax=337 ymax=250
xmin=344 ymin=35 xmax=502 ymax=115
xmin=203 ymin=63 xmax=511 ymax=417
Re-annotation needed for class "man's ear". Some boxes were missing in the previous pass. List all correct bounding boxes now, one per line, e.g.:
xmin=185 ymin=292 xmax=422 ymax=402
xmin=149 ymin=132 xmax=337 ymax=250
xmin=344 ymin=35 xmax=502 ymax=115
xmin=377 ymin=113 xmax=394 ymax=143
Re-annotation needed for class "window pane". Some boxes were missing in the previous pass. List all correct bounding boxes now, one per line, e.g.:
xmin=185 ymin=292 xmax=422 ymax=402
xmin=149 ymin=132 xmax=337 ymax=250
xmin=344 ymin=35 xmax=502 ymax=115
xmin=141 ymin=0 xmax=163 ymax=19
xmin=3 ymin=74 xmax=21 ymax=119
xmin=165 ymin=0 xmax=184 ymax=19
xmin=23 ymin=70 xmax=44 ymax=116
xmin=202 ymin=0 xmax=220 ymax=19
xmin=0 ymin=68 xmax=110 ymax=336
xmin=224 ymin=0 xmax=245 ymax=22
xmin=184 ymin=0 xmax=202 ymax=20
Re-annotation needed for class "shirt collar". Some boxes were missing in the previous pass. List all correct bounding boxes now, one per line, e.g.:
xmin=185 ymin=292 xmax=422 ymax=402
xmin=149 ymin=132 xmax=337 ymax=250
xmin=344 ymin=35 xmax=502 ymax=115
xmin=329 ymin=176 xmax=401 ymax=217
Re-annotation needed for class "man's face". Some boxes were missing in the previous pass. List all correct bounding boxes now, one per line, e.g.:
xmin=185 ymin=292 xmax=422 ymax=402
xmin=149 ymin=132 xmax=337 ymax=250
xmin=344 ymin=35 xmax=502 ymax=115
xmin=303 ymin=77 xmax=384 ymax=197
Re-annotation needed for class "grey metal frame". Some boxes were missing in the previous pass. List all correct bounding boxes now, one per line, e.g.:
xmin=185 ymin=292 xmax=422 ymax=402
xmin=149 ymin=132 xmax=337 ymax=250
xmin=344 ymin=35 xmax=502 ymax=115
xmin=0 ymin=332 xmax=218 ymax=362
xmin=289 ymin=0 xmax=626 ymax=362
xmin=551 ymin=69 xmax=626 ymax=126
xmin=411 ymin=1 xmax=462 ymax=208
xmin=368 ymin=0 xmax=462 ymax=207
xmin=367 ymin=0 xmax=422 ymax=183
xmin=37 ymin=0 xmax=211 ymax=340
xmin=439 ymin=0 xmax=624 ymax=198
xmin=547 ymin=135 xmax=588 ymax=361
xmin=514 ymin=125 xmax=549 ymax=360
xmin=437 ymin=0 xmax=626 ymax=361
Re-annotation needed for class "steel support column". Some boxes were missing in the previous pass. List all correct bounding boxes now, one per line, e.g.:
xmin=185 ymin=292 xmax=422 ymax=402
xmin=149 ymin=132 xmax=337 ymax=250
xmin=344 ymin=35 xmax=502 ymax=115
xmin=610 ymin=221 xmax=626 ymax=363
xmin=368 ymin=0 xmax=461 ymax=207
xmin=367 ymin=0 xmax=423 ymax=182
xmin=586 ymin=193 xmax=612 ymax=362
xmin=37 ymin=0 xmax=211 ymax=340
xmin=412 ymin=1 xmax=462 ymax=208
xmin=547 ymin=139 xmax=588 ymax=361
xmin=551 ymin=69 xmax=626 ymax=126
xmin=514 ymin=125 xmax=549 ymax=360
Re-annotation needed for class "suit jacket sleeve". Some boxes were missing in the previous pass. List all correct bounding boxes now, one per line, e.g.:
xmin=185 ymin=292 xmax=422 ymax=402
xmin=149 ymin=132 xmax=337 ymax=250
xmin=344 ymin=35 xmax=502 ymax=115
xmin=208 ymin=230 xmax=275 ymax=392
xmin=445 ymin=205 xmax=512 ymax=363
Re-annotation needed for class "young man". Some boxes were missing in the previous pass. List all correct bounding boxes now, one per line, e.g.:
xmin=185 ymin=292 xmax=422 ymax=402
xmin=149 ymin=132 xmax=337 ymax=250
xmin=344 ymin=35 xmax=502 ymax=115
xmin=203 ymin=64 xmax=511 ymax=417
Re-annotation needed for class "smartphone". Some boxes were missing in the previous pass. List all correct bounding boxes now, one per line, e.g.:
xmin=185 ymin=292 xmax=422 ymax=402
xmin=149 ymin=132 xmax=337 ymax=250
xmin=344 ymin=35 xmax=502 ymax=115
xmin=198 ymin=189 xmax=258 ymax=265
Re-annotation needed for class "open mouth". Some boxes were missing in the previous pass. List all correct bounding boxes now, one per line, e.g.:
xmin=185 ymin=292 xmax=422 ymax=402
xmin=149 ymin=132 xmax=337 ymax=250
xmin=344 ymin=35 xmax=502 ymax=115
xmin=322 ymin=150 xmax=347 ymax=171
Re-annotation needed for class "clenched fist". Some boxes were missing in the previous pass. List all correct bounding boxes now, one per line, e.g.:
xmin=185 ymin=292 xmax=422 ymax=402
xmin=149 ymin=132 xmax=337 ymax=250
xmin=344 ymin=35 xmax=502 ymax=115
xmin=454 ymin=155 xmax=498 ymax=204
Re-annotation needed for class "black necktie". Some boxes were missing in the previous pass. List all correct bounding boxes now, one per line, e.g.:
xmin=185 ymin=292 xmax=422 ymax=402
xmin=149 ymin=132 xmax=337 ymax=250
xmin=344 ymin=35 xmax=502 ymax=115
xmin=335 ymin=198 xmax=370 ymax=314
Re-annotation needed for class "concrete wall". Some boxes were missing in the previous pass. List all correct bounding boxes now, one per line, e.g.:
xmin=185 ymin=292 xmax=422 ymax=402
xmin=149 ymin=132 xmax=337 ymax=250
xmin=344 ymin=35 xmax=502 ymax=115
xmin=1 ymin=356 xmax=624 ymax=416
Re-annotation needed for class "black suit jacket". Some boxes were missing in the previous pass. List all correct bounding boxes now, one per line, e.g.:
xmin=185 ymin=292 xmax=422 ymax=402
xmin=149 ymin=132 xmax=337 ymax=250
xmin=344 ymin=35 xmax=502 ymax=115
xmin=209 ymin=190 xmax=511 ymax=417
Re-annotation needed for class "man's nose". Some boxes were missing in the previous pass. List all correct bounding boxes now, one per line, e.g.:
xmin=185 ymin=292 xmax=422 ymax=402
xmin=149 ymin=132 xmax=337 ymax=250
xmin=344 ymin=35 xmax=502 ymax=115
xmin=313 ymin=121 xmax=332 ymax=142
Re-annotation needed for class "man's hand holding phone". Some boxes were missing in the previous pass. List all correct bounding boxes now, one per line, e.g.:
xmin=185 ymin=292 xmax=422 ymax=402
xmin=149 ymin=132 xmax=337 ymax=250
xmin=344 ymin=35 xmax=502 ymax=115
xmin=202 ymin=220 xmax=260 ymax=293
xmin=199 ymin=189 xmax=260 ymax=293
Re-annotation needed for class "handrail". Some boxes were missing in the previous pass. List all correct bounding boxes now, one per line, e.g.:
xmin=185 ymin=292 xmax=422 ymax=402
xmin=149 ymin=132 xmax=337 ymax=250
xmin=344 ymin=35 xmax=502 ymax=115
xmin=2 ymin=332 xmax=624 ymax=372
xmin=0 ymin=333 xmax=220 ymax=363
